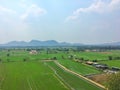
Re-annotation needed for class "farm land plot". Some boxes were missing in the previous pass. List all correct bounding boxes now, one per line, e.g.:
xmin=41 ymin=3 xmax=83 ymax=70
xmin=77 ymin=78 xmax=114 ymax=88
xmin=47 ymin=61 xmax=104 ymax=90
xmin=74 ymin=52 xmax=110 ymax=61
xmin=0 ymin=49 xmax=69 ymax=62
xmin=0 ymin=62 xmax=68 ymax=90
xmin=58 ymin=60 xmax=101 ymax=75
xmin=100 ymin=60 xmax=120 ymax=68
xmin=0 ymin=49 xmax=120 ymax=90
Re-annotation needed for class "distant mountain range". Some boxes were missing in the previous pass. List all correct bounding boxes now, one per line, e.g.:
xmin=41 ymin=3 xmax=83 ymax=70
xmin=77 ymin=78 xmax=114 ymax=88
xmin=101 ymin=42 xmax=120 ymax=46
xmin=0 ymin=40 xmax=120 ymax=46
xmin=0 ymin=40 xmax=83 ymax=46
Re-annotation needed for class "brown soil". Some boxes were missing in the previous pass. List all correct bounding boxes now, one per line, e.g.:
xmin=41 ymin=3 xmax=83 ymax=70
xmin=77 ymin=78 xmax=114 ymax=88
xmin=87 ymin=74 xmax=108 ymax=85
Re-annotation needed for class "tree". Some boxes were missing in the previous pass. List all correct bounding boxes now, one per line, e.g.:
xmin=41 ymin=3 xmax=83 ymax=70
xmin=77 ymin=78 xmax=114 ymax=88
xmin=106 ymin=72 xmax=120 ymax=90
xmin=7 ymin=59 xmax=10 ymax=62
xmin=92 ymin=59 xmax=98 ymax=62
xmin=69 ymin=55 xmax=73 ymax=59
xmin=0 ymin=58 xmax=2 ymax=62
xmin=52 ymin=57 xmax=57 ymax=60
xmin=80 ymin=57 xmax=84 ymax=61
xmin=108 ymin=56 xmax=113 ymax=60
xmin=62 ymin=55 xmax=65 ymax=59
xmin=23 ymin=57 xmax=30 ymax=62
xmin=6 ymin=53 xmax=10 ymax=62
xmin=7 ymin=53 xmax=10 ymax=57
xmin=23 ymin=58 xmax=27 ymax=62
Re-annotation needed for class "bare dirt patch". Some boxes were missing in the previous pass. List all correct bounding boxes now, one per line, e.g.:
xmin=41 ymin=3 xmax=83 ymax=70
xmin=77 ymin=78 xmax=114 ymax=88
xmin=87 ymin=74 xmax=108 ymax=85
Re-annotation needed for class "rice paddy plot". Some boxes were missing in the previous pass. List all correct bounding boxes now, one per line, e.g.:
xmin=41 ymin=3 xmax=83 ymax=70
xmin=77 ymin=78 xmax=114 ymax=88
xmin=58 ymin=60 xmax=101 ymax=75
xmin=100 ymin=60 xmax=120 ymax=68
xmin=0 ymin=61 xmax=68 ymax=90
xmin=47 ymin=61 xmax=104 ymax=90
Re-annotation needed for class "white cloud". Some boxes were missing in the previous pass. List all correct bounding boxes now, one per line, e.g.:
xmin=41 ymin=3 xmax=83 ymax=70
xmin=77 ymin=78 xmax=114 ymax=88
xmin=66 ymin=0 xmax=120 ymax=21
xmin=108 ymin=0 xmax=120 ymax=11
xmin=0 ymin=3 xmax=47 ymax=43
xmin=19 ymin=2 xmax=27 ymax=8
xmin=0 ymin=6 xmax=16 ymax=14
xmin=20 ymin=4 xmax=47 ymax=20
xmin=0 ymin=6 xmax=17 ymax=25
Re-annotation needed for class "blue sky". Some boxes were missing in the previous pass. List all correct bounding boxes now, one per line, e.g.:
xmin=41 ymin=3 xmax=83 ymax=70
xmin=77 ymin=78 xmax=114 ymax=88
xmin=0 ymin=0 xmax=120 ymax=44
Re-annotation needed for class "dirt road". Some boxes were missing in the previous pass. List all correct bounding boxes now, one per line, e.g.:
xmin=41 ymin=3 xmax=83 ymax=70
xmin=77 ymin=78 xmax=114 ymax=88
xmin=54 ymin=61 xmax=106 ymax=90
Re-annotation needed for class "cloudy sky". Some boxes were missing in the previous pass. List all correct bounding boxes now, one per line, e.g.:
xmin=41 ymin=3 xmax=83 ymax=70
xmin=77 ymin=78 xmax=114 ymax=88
xmin=0 ymin=0 xmax=120 ymax=44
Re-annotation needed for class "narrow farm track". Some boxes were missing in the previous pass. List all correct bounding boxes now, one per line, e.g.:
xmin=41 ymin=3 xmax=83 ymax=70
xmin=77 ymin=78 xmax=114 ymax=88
xmin=27 ymin=78 xmax=33 ymax=90
xmin=0 ymin=62 xmax=68 ymax=90
xmin=29 ymin=77 xmax=38 ymax=90
xmin=54 ymin=71 xmax=75 ymax=90
xmin=24 ymin=63 xmax=38 ymax=90
xmin=53 ymin=75 xmax=71 ymax=90
xmin=46 ymin=62 xmax=72 ymax=90
xmin=54 ymin=61 xmax=106 ymax=90
xmin=0 ymin=78 xmax=5 ymax=90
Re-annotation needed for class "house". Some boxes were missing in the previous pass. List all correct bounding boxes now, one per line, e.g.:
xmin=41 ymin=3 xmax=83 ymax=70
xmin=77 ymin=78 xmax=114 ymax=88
xmin=92 ymin=63 xmax=99 ymax=66
xmin=86 ymin=61 xmax=93 ymax=65
xmin=29 ymin=50 xmax=38 ymax=54
xmin=111 ymin=67 xmax=120 ymax=71
xmin=93 ymin=63 xmax=108 ymax=70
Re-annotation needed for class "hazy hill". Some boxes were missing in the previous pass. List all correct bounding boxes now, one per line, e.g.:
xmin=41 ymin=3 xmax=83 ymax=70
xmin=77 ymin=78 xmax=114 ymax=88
xmin=1 ymin=40 xmax=120 ymax=47
xmin=0 ymin=40 xmax=83 ymax=46
xmin=101 ymin=42 xmax=120 ymax=46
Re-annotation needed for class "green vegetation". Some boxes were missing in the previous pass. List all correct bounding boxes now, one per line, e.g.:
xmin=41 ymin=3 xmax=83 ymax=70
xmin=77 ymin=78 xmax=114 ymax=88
xmin=74 ymin=52 xmax=109 ymax=60
xmin=58 ymin=60 xmax=101 ymax=75
xmin=100 ymin=60 xmax=120 ymax=68
xmin=0 ymin=48 xmax=120 ymax=90
xmin=106 ymin=72 xmax=120 ymax=90
xmin=47 ymin=61 xmax=103 ymax=90
xmin=0 ymin=62 xmax=68 ymax=90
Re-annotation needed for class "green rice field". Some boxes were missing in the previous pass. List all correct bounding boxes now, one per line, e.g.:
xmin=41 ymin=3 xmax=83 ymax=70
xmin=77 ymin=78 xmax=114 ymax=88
xmin=58 ymin=60 xmax=101 ymax=75
xmin=47 ymin=61 xmax=103 ymax=90
xmin=0 ymin=49 xmax=120 ymax=90
xmin=100 ymin=60 xmax=120 ymax=68
xmin=0 ymin=62 xmax=68 ymax=90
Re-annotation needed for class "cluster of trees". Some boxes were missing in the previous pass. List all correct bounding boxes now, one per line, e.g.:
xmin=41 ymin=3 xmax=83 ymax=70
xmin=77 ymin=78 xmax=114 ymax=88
xmin=51 ymin=57 xmax=57 ymax=60
xmin=108 ymin=56 xmax=120 ymax=60
xmin=0 ymin=58 xmax=2 ymax=62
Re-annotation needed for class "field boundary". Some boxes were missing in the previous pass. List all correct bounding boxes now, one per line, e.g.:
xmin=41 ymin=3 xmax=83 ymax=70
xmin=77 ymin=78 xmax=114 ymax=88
xmin=27 ymin=78 xmax=33 ymax=90
xmin=0 ymin=78 xmax=4 ymax=90
xmin=54 ymin=61 xmax=106 ymax=90
xmin=46 ymin=62 xmax=73 ymax=90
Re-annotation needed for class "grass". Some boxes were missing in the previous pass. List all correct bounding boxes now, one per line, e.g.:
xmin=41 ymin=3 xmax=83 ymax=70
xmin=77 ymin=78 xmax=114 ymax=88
xmin=0 ymin=49 xmax=120 ymax=62
xmin=0 ymin=62 xmax=68 ymax=90
xmin=0 ymin=49 xmax=68 ymax=62
xmin=0 ymin=49 xmax=120 ymax=90
xmin=58 ymin=60 xmax=101 ymax=75
xmin=69 ymin=52 xmax=109 ymax=61
xmin=71 ymin=51 xmax=120 ymax=61
xmin=47 ymin=61 xmax=104 ymax=90
xmin=100 ymin=60 xmax=120 ymax=68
